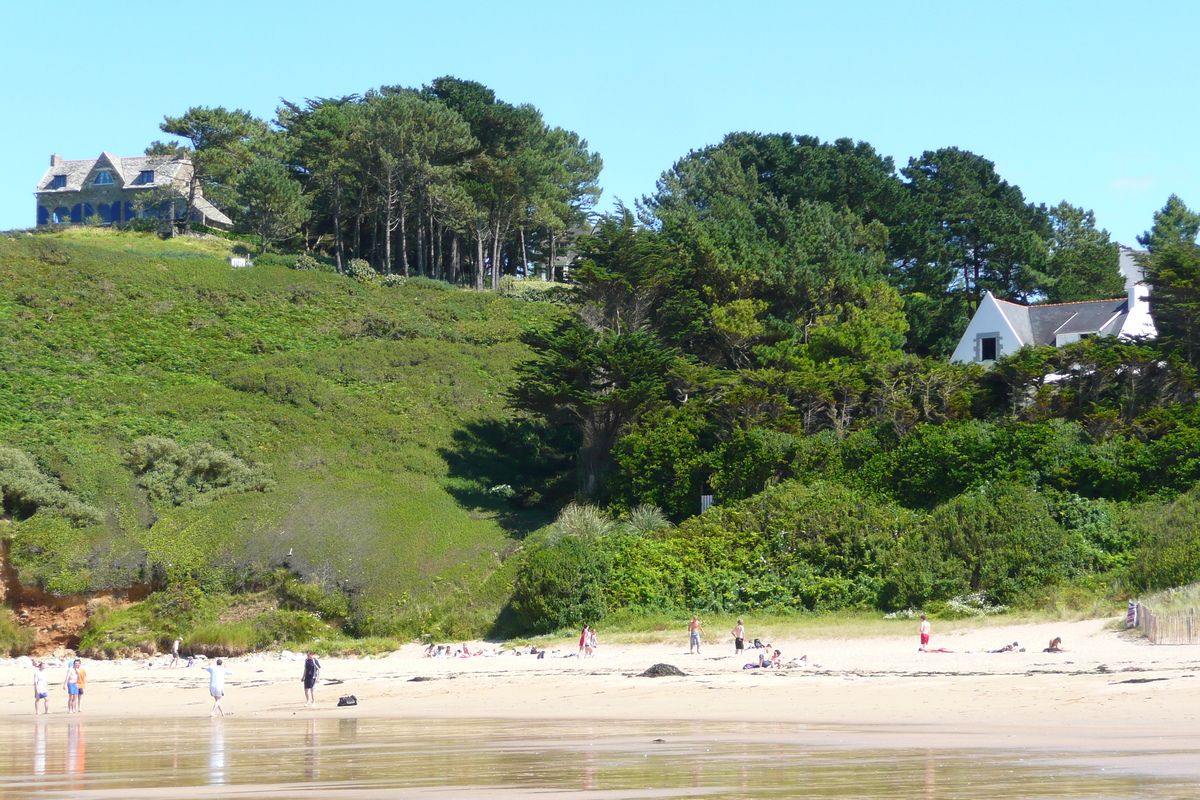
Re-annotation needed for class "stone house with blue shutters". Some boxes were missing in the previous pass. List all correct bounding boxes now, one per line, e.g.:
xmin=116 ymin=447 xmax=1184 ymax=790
xmin=34 ymin=152 xmax=232 ymax=229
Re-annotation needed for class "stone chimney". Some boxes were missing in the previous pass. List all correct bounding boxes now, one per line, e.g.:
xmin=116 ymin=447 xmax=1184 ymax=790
xmin=51 ymin=154 xmax=62 ymax=167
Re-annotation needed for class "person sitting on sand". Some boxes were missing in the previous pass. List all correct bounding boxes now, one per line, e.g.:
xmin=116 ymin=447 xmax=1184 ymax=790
xmin=1045 ymin=637 xmax=1065 ymax=652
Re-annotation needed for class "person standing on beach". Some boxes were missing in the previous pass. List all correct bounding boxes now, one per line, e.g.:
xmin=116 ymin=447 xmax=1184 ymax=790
xmin=33 ymin=661 xmax=49 ymax=715
xmin=62 ymin=660 xmax=80 ymax=713
xmin=74 ymin=660 xmax=86 ymax=712
xmin=919 ymin=615 xmax=931 ymax=652
xmin=203 ymin=658 xmax=231 ymax=717
xmin=171 ymin=637 xmax=183 ymax=667
xmin=731 ymin=619 xmax=745 ymax=655
xmin=688 ymin=616 xmax=704 ymax=654
xmin=302 ymin=651 xmax=321 ymax=707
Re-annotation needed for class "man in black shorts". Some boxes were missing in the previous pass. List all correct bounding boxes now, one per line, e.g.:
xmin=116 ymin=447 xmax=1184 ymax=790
xmin=302 ymin=651 xmax=321 ymax=707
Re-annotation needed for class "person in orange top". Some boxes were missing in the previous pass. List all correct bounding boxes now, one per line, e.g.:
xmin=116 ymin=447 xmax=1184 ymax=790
xmin=73 ymin=660 xmax=87 ymax=712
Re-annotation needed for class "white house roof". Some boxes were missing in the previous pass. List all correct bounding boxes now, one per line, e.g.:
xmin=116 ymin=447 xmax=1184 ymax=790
xmin=36 ymin=152 xmax=189 ymax=194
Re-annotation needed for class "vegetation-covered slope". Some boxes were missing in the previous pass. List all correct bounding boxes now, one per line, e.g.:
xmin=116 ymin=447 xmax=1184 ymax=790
xmin=0 ymin=228 xmax=563 ymax=638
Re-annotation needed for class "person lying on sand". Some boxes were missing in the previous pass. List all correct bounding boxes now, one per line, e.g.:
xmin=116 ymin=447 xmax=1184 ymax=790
xmin=1044 ymin=637 xmax=1065 ymax=653
xmin=743 ymin=650 xmax=783 ymax=669
xmin=988 ymin=641 xmax=1020 ymax=653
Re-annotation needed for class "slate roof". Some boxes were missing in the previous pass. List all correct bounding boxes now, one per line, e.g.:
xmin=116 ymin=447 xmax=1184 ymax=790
xmin=993 ymin=296 xmax=1130 ymax=347
xmin=36 ymin=152 xmax=189 ymax=194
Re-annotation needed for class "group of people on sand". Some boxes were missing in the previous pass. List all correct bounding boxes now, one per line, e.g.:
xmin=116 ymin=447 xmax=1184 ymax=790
xmin=31 ymin=659 xmax=87 ymax=715
xmin=422 ymin=642 xmax=546 ymax=659
xmin=578 ymin=625 xmax=598 ymax=657
xmin=683 ymin=616 xmax=807 ymax=669
xmin=30 ymin=650 xmax=323 ymax=718
xmin=918 ymin=615 xmax=1067 ymax=655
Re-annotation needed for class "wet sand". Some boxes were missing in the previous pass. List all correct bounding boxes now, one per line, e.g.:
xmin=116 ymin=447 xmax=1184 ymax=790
xmin=0 ymin=616 xmax=1198 ymax=756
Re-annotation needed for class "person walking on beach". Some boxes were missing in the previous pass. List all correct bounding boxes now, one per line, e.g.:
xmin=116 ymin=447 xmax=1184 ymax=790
xmin=584 ymin=627 xmax=597 ymax=658
xmin=302 ymin=651 xmax=321 ymax=707
xmin=63 ymin=660 xmax=81 ymax=713
xmin=919 ymin=615 xmax=931 ymax=652
xmin=203 ymin=658 xmax=231 ymax=717
xmin=731 ymin=619 xmax=745 ymax=654
xmin=171 ymin=637 xmax=183 ymax=667
xmin=688 ymin=616 xmax=704 ymax=654
xmin=578 ymin=625 xmax=591 ymax=657
xmin=33 ymin=661 xmax=49 ymax=715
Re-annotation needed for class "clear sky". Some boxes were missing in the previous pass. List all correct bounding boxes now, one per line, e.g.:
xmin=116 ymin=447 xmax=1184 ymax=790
xmin=2 ymin=0 xmax=1196 ymax=245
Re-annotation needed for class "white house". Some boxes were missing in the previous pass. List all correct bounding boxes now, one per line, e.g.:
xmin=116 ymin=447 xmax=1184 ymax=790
xmin=950 ymin=247 xmax=1156 ymax=364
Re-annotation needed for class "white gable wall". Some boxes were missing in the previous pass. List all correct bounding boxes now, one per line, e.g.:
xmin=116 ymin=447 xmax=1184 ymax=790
xmin=950 ymin=292 xmax=1028 ymax=364
xmin=1119 ymin=282 xmax=1156 ymax=339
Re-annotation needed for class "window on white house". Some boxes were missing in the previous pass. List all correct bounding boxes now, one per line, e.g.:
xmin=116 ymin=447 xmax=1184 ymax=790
xmin=980 ymin=337 xmax=998 ymax=361
xmin=94 ymin=170 xmax=114 ymax=185
xmin=51 ymin=175 xmax=66 ymax=189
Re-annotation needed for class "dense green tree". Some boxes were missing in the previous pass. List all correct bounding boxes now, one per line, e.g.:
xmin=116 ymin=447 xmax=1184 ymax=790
xmin=1145 ymin=241 xmax=1200 ymax=366
xmin=895 ymin=147 xmax=1052 ymax=308
xmin=276 ymin=96 xmax=363 ymax=270
xmin=510 ymin=320 xmax=676 ymax=496
xmin=160 ymin=106 xmax=274 ymax=221
xmin=235 ymin=157 xmax=310 ymax=253
xmin=1137 ymin=194 xmax=1200 ymax=252
xmin=1044 ymin=202 xmax=1125 ymax=303
xmin=352 ymin=90 xmax=477 ymax=276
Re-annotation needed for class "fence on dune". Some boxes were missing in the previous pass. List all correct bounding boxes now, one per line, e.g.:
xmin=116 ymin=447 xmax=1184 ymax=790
xmin=1135 ymin=601 xmax=1200 ymax=645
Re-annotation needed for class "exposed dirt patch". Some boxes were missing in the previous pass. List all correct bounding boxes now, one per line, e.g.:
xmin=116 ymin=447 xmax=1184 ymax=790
xmin=1 ymin=539 xmax=152 ymax=655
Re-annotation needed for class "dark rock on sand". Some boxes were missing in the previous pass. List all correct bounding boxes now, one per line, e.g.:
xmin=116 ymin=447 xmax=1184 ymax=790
xmin=640 ymin=663 xmax=686 ymax=678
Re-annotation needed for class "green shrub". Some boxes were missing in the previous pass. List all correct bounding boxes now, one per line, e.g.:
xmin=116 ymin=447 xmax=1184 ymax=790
xmin=510 ymin=536 xmax=612 ymax=633
xmin=347 ymin=258 xmax=377 ymax=283
xmin=1128 ymin=486 xmax=1200 ymax=591
xmin=0 ymin=610 xmax=35 ymax=656
xmin=125 ymin=436 xmax=273 ymax=506
xmin=406 ymin=276 xmax=456 ymax=291
xmin=0 ymin=447 xmax=102 ymax=526
xmin=497 ymin=276 xmax=571 ymax=303
xmin=291 ymin=253 xmax=336 ymax=272
xmin=884 ymin=482 xmax=1080 ymax=608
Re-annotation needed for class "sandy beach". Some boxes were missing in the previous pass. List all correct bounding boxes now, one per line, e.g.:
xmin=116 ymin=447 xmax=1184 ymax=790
xmin=1 ymin=617 xmax=1198 ymax=757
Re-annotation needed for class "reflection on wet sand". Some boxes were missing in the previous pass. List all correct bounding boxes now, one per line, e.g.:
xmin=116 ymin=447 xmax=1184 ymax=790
xmin=209 ymin=719 xmax=225 ymax=785
xmin=0 ymin=717 xmax=1195 ymax=799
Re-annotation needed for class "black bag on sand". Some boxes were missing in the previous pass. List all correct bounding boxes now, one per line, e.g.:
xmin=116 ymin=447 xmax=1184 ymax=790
xmin=337 ymin=695 xmax=358 ymax=707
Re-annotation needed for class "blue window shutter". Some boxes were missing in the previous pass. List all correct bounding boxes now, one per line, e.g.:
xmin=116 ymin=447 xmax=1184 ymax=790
xmin=37 ymin=206 xmax=49 ymax=225
xmin=83 ymin=203 xmax=94 ymax=220
xmin=99 ymin=204 xmax=111 ymax=223
xmin=124 ymin=202 xmax=134 ymax=221
xmin=54 ymin=207 xmax=70 ymax=223
xmin=71 ymin=204 xmax=83 ymax=223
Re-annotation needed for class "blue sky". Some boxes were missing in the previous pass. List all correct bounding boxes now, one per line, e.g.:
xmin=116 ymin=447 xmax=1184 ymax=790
xmin=2 ymin=1 xmax=1196 ymax=245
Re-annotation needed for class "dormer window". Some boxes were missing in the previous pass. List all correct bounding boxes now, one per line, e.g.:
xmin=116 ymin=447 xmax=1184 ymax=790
xmin=51 ymin=175 xmax=67 ymax=189
xmin=94 ymin=170 xmax=114 ymax=185
xmin=137 ymin=170 xmax=155 ymax=184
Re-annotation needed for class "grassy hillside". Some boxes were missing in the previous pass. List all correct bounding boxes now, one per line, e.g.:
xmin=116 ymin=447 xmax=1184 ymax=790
xmin=0 ymin=228 xmax=564 ymax=639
